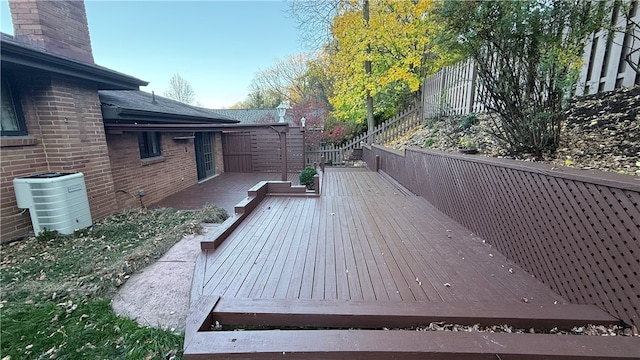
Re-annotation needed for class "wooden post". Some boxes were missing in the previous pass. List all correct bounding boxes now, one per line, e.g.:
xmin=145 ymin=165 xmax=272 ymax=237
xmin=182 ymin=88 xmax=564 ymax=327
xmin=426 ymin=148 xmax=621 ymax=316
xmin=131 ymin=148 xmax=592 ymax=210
xmin=280 ymin=131 xmax=287 ymax=181
xmin=321 ymin=156 xmax=325 ymax=173
xmin=375 ymin=155 xmax=380 ymax=172
xmin=300 ymin=126 xmax=306 ymax=170
xmin=313 ymin=174 xmax=319 ymax=195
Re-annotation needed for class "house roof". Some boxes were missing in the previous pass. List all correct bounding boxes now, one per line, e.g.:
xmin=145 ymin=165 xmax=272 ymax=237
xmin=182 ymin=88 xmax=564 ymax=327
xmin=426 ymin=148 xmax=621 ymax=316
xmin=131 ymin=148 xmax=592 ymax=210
xmin=0 ymin=33 xmax=147 ymax=90
xmin=99 ymin=90 xmax=239 ymax=124
xmin=211 ymin=109 xmax=294 ymax=124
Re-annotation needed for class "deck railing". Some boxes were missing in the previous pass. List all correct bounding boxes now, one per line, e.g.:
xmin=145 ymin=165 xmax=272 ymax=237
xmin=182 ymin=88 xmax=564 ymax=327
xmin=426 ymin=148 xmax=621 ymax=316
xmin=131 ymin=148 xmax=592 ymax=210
xmin=305 ymin=143 xmax=343 ymax=167
xmin=305 ymin=105 xmax=422 ymax=167
xmin=364 ymin=144 xmax=640 ymax=329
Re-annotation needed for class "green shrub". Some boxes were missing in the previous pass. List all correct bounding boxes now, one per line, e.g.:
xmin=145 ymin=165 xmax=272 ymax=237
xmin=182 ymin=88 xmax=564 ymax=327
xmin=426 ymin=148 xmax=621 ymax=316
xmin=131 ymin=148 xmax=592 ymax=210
xmin=459 ymin=113 xmax=478 ymax=131
xmin=299 ymin=167 xmax=318 ymax=189
xmin=459 ymin=137 xmax=477 ymax=149
xmin=424 ymin=138 xmax=436 ymax=148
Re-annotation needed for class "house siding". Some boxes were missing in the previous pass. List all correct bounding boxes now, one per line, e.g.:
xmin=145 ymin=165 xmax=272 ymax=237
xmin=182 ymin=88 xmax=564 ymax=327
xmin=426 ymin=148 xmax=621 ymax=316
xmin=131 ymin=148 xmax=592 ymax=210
xmin=106 ymin=132 xmax=199 ymax=210
xmin=0 ymin=71 xmax=117 ymax=242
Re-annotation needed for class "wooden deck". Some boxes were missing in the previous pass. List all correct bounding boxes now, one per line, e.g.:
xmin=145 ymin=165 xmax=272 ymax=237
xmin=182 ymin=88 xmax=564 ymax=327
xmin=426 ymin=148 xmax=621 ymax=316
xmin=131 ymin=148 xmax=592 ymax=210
xmin=154 ymin=172 xmax=299 ymax=214
xmin=184 ymin=168 xmax=639 ymax=359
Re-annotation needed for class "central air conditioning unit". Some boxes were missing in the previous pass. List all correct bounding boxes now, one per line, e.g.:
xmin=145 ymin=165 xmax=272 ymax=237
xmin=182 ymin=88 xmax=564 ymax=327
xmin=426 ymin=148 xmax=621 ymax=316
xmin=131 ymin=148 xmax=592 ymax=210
xmin=13 ymin=172 xmax=92 ymax=235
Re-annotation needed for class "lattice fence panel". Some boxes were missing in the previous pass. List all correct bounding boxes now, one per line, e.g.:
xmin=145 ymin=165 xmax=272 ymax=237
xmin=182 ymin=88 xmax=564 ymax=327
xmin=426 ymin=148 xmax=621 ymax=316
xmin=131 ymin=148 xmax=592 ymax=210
xmin=366 ymin=145 xmax=640 ymax=328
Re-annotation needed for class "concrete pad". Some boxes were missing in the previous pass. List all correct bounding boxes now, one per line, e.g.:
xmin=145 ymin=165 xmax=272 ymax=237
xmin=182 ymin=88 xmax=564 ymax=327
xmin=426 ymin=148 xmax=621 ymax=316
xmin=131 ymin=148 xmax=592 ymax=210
xmin=111 ymin=225 xmax=219 ymax=332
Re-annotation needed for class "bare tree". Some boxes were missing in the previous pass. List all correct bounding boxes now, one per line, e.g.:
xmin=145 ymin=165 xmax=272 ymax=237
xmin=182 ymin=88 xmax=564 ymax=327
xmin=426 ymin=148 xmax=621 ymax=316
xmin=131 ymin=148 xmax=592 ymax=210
xmin=164 ymin=73 xmax=195 ymax=104
xmin=230 ymin=83 xmax=282 ymax=109
xmin=252 ymin=54 xmax=311 ymax=104
xmin=287 ymin=0 xmax=341 ymax=50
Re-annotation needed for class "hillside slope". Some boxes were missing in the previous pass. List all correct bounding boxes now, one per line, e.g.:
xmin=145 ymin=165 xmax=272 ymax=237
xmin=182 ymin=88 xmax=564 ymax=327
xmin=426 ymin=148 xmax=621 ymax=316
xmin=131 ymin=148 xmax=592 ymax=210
xmin=389 ymin=86 xmax=639 ymax=176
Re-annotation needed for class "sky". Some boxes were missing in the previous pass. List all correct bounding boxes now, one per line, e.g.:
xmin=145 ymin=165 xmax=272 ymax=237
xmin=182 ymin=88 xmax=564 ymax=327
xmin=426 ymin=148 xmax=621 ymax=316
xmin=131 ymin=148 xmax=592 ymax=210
xmin=0 ymin=0 xmax=304 ymax=108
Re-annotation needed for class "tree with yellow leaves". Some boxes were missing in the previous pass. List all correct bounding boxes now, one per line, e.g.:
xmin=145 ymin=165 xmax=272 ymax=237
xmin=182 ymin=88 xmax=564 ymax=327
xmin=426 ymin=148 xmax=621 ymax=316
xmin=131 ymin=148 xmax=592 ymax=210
xmin=329 ymin=0 xmax=461 ymax=128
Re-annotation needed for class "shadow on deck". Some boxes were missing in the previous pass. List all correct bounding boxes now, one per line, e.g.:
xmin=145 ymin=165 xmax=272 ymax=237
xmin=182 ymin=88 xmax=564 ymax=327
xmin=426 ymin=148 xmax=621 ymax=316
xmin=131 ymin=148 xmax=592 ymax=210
xmin=155 ymin=172 xmax=300 ymax=214
xmin=183 ymin=168 xmax=639 ymax=359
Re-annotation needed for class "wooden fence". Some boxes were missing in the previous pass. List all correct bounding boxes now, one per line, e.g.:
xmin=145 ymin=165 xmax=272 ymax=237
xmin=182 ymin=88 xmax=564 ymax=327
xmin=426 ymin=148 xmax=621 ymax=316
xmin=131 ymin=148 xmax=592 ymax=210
xmin=423 ymin=1 xmax=640 ymax=119
xmin=422 ymin=58 xmax=486 ymax=119
xmin=306 ymin=142 xmax=342 ymax=167
xmin=577 ymin=1 xmax=640 ymax=95
xmin=224 ymin=126 xmax=305 ymax=173
xmin=364 ymin=145 xmax=640 ymax=329
xmin=305 ymin=106 xmax=422 ymax=167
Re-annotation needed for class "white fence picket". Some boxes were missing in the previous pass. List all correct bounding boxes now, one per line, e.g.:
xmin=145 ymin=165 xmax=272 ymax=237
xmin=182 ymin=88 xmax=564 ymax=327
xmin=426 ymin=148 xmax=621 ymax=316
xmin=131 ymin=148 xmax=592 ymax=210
xmin=423 ymin=1 xmax=639 ymax=118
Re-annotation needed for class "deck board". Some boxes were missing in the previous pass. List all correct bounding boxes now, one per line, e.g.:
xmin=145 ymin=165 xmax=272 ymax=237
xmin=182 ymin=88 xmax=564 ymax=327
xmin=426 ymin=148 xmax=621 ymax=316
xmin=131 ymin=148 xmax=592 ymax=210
xmin=194 ymin=168 xmax=567 ymax=305
xmin=185 ymin=168 xmax=640 ymax=358
xmin=155 ymin=172 xmax=300 ymax=214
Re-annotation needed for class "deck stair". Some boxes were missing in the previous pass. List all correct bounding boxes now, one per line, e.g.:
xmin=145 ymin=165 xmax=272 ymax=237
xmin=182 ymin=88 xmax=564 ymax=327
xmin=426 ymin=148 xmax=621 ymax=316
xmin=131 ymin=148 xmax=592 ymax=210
xmin=185 ymin=296 xmax=639 ymax=359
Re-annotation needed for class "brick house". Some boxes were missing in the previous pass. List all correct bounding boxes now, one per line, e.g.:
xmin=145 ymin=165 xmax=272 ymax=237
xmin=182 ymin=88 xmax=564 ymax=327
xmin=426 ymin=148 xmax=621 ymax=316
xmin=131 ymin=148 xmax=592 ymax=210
xmin=0 ymin=0 xmax=240 ymax=241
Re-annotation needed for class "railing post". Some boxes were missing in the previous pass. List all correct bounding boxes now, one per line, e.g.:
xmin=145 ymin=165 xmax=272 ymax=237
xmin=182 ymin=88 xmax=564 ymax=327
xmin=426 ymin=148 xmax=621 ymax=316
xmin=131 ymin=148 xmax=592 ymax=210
xmin=301 ymin=126 xmax=306 ymax=170
xmin=375 ymin=155 xmax=380 ymax=172
xmin=313 ymin=174 xmax=320 ymax=195
xmin=280 ymin=131 xmax=288 ymax=181
xmin=321 ymin=156 xmax=325 ymax=173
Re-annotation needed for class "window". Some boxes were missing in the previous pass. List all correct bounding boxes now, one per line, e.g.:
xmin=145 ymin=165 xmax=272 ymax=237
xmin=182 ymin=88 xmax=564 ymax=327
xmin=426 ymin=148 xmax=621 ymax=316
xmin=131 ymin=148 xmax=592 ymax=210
xmin=1 ymin=75 xmax=27 ymax=136
xmin=138 ymin=132 xmax=162 ymax=159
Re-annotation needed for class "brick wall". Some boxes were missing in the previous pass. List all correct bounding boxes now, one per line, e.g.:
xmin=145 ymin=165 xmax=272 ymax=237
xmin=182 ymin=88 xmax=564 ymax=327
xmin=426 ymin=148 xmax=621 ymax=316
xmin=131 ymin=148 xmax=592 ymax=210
xmin=106 ymin=132 xmax=198 ymax=210
xmin=0 ymin=71 xmax=116 ymax=241
xmin=9 ymin=0 xmax=94 ymax=63
xmin=0 ymin=71 xmax=48 ymax=241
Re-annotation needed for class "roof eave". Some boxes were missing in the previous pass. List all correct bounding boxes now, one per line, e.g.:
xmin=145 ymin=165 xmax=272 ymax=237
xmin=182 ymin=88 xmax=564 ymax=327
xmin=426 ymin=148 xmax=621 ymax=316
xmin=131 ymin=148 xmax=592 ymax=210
xmin=101 ymin=106 xmax=240 ymax=124
xmin=1 ymin=40 xmax=148 ymax=90
xmin=104 ymin=122 xmax=288 ymax=133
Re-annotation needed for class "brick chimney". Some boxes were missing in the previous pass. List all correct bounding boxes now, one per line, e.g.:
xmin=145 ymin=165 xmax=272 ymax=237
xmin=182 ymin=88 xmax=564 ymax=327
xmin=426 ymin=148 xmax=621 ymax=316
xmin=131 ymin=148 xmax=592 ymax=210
xmin=9 ymin=0 xmax=94 ymax=64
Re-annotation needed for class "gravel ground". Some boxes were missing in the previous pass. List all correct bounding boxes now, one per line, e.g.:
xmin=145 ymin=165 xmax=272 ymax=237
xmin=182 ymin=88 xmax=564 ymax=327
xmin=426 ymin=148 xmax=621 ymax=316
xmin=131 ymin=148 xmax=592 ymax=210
xmin=213 ymin=322 xmax=638 ymax=336
xmin=411 ymin=322 xmax=638 ymax=337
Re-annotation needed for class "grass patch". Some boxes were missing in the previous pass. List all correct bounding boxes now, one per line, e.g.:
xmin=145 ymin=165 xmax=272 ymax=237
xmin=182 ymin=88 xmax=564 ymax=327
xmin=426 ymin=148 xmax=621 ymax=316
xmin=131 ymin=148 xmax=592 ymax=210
xmin=2 ymin=299 xmax=183 ymax=359
xmin=1 ymin=205 xmax=228 ymax=360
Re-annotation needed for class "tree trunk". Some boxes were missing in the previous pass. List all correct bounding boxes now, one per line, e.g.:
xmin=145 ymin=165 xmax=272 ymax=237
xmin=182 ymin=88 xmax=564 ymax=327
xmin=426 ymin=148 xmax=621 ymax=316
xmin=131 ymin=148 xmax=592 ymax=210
xmin=363 ymin=0 xmax=375 ymax=143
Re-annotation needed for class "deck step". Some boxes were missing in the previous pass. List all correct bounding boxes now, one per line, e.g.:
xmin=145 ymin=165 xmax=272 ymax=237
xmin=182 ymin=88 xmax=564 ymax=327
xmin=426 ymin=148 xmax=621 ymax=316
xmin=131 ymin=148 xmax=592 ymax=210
xmin=348 ymin=148 xmax=363 ymax=160
xmin=185 ymin=329 xmax=640 ymax=359
xmin=211 ymin=298 xmax=620 ymax=331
